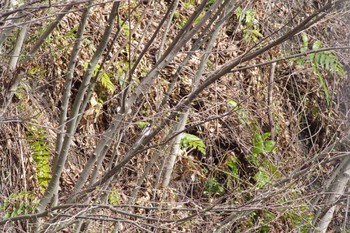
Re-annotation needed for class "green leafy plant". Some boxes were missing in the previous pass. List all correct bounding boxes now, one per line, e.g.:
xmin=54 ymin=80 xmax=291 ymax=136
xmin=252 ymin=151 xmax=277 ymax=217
xmin=27 ymin=65 xmax=47 ymax=77
xmin=93 ymin=64 xmax=115 ymax=93
xmin=119 ymin=18 xmax=131 ymax=38
xmin=207 ymin=0 xmax=216 ymax=6
xmin=227 ymin=100 xmax=278 ymax=188
xmin=226 ymin=155 xmax=239 ymax=180
xmin=310 ymin=40 xmax=344 ymax=106
xmin=108 ymin=187 xmax=120 ymax=205
xmin=26 ymin=125 xmax=52 ymax=193
xmin=296 ymin=33 xmax=345 ymax=106
xmin=115 ymin=61 xmax=130 ymax=87
xmin=244 ymin=211 xmax=275 ymax=232
xmin=225 ymin=155 xmax=240 ymax=189
xmin=283 ymin=205 xmax=313 ymax=232
xmin=100 ymin=72 xmax=116 ymax=93
xmin=309 ymin=40 xmax=345 ymax=76
xmin=177 ymin=0 xmax=209 ymax=28
xmin=193 ymin=0 xmax=217 ymax=24
xmin=1 ymin=191 xmax=37 ymax=218
xmin=227 ymin=99 xmax=251 ymax=126
xmin=65 ymin=24 xmax=79 ymax=39
xmin=180 ymin=133 xmax=206 ymax=154
xmin=182 ymin=0 xmax=196 ymax=10
xmin=174 ymin=11 xmax=188 ymax=28
xmin=254 ymin=167 xmax=270 ymax=188
xmin=249 ymin=131 xmax=276 ymax=188
xmin=204 ymin=177 xmax=224 ymax=196
xmin=136 ymin=121 xmax=149 ymax=129
xmin=260 ymin=211 xmax=275 ymax=232
xmin=227 ymin=99 xmax=238 ymax=109
xmin=235 ymin=7 xmax=263 ymax=44
xmin=84 ymin=63 xmax=116 ymax=93
xmin=252 ymin=132 xmax=275 ymax=157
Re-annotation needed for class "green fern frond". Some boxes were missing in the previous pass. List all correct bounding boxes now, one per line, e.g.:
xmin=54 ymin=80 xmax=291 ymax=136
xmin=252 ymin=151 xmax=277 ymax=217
xmin=313 ymin=66 xmax=331 ymax=106
xmin=307 ymin=40 xmax=345 ymax=76
xmin=100 ymin=72 xmax=116 ymax=93
xmin=180 ymin=133 xmax=206 ymax=154
xmin=295 ymin=34 xmax=345 ymax=106
xmin=26 ymin=125 xmax=52 ymax=193
xmin=309 ymin=40 xmax=344 ymax=106
xmin=311 ymin=52 xmax=345 ymax=76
